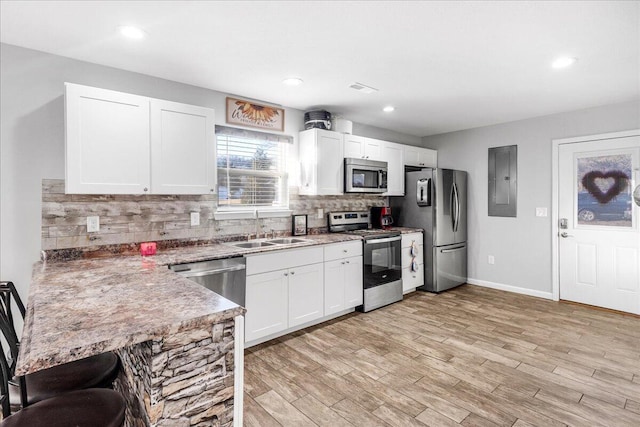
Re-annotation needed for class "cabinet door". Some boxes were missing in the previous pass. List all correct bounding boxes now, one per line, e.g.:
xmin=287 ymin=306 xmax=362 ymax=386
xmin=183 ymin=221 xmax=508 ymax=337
xmin=344 ymin=256 xmax=363 ymax=308
xmin=150 ymin=100 xmax=216 ymax=194
xmin=363 ymin=138 xmax=383 ymax=160
xmin=419 ymin=148 xmax=437 ymax=168
xmin=403 ymin=145 xmax=437 ymax=168
xmin=382 ymin=142 xmax=404 ymax=196
xmin=65 ymin=83 xmax=151 ymax=194
xmin=288 ymin=263 xmax=324 ymax=327
xmin=344 ymin=134 xmax=365 ymax=158
xmin=324 ymin=259 xmax=345 ymax=315
xmin=402 ymin=263 xmax=424 ymax=292
xmin=316 ymin=130 xmax=344 ymax=195
xmin=245 ymin=270 xmax=288 ymax=342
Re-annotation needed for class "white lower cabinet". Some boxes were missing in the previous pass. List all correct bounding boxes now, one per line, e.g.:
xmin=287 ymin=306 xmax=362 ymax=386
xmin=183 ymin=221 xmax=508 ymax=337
xmin=245 ymin=270 xmax=288 ymax=342
xmin=245 ymin=241 xmax=364 ymax=345
xmin=324 ymin=256 xmax=363 ymax=315
xmin=344 ymin=256 xmax=364 ymax=307
xmin=324 ymin=241 xmax=363 ymax=315
xmin=245 ymin=247 xmax=324 ymax=343
xmin=288 ymin=263 xmax=324 ymax=327
xmin=401 ymin=232 xmax=424 ymax=293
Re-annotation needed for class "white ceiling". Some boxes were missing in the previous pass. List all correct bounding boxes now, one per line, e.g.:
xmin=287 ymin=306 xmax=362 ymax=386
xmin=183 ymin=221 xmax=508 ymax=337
xmin=1 ymin=1 xmax=639 ymax=137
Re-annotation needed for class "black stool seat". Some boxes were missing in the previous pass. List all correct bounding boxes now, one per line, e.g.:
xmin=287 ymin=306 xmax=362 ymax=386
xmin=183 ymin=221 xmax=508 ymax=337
xmin=1 ymin=388 xmax=125 ymax=427
xmin=14 ymin=352 xmax=120 ymax=405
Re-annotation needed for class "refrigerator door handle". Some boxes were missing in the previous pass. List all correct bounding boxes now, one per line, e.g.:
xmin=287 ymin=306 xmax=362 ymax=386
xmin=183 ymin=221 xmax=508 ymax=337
xmin=450 ymin=182 xmax=456 ymax=231
xmin=441 ymin=245 xmax=465 ymax=253
xmin=453 ymin=182 xmax=460 ymax=233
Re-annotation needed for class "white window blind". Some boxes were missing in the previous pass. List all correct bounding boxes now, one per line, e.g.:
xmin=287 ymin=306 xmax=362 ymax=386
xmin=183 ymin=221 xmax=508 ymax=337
xmin=216 ymin=126 xmax=290 ymax=210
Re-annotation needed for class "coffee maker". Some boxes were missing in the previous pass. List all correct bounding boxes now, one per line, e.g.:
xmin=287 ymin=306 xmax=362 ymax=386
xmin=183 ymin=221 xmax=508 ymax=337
xmin=370 ymin=206 xmax=394 ymax=229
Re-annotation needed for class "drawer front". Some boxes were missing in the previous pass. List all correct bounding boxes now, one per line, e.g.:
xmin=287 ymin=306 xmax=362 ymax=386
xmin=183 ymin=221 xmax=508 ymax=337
xmin=246 ymin=246 xmax=323 ymax=275
xmin=401 ymin=232 xmax=424 ymax=248
xmin=402 ymin=264 xmax=424 ymax=291
xmin=402 ymin=243 xmax=424 ymax=261
xmin=324 ymin=241 xmax=363 ymax=262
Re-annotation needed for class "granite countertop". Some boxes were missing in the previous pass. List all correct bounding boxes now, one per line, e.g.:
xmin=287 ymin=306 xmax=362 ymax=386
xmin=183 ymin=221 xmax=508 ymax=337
xmin=16 ymin=229 xmax=422 ymax=375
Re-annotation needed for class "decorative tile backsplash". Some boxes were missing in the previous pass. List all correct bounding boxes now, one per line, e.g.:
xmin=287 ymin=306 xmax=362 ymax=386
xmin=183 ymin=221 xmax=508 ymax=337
xmin=41 ymin=179 xmax=386 ymax=251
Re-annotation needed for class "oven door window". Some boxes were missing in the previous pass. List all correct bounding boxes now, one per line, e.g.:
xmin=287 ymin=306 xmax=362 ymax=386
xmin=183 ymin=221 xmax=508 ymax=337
xmin=352 ymin=168 xmax=379 ymax=188
xmin=363 ymin=240 xmax=402 ymax=289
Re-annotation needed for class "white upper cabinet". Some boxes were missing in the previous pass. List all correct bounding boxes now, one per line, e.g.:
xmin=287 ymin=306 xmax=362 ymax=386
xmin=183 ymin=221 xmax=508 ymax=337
xmin=299 ymin=129 xmax=344 ymax=195
xmin=403 ymin=145 xmax=437 ymax=168
xmin=150 ymin=99 xmax=216 ymax=195
xmin=343 ymin=134 xmax=365 ymax=158
xmin=381 ymin=142 xmax=404 ymax=196
xmin=344 ymin=135 xmax=382 ymax=160
xmin=65 ymin=83 xmax=151 ymax=194
xmin=65 ymin=83 xmax=215 ymax=195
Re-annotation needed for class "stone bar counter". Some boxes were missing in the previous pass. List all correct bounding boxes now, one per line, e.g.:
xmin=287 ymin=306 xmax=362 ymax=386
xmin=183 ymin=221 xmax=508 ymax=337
xmin=16 ymin=254 xmax=245 ymax=427
xmin=16 ymin=229 xmax=420 ymax=426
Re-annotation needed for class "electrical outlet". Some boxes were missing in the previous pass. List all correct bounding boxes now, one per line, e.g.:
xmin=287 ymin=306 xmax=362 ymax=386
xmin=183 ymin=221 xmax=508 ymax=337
xmin=190 ymin=212 xmax=200 ymax=226
xmin=535 ymin=207 xmax=548 ymax=217
xmin=87 ymin=216 xmax=100 ymax=233
xmin=488 ymin=255 xmax=495 ymax=265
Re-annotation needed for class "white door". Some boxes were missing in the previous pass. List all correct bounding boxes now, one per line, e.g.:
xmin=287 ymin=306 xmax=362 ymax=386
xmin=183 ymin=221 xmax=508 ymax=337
xmin=382 ymin=142 xmax=404 ymax=196
xmin=344 ymin=256 xmax=363 ymax=308
xmin=288 ymin=263 xmax=324 ymax=327
xmin=65 ymin=83 xmax=151 ymax=194
xmin=150 ymin=99 xmax=216 ymax=195
xmin=324 ymin=259 xmax=345 ymax=315
xmin=245 ymin=269 xmax=288 ymax=342
xmin=558 ymin=135 xmax=640 ymax=314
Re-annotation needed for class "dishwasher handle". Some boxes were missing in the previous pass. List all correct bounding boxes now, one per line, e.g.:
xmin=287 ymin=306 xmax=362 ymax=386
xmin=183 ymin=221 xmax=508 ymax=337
xmin=175 ymin=264 xmax=246 ymax=278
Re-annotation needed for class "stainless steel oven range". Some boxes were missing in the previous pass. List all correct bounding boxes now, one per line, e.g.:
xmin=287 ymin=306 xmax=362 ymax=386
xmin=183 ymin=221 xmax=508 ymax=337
xmin=328 ymin=211 xmax=402 ymax=312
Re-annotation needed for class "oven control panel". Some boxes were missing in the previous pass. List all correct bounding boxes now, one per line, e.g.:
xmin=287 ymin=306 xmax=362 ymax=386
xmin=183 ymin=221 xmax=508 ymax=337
xmin=328 ymin=211 xmax=370 ymax=231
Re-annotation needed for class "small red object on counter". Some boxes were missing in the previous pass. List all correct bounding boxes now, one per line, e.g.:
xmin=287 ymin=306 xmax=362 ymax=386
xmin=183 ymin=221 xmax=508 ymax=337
xmin=140 ymin=242 xmax=157 ymax=256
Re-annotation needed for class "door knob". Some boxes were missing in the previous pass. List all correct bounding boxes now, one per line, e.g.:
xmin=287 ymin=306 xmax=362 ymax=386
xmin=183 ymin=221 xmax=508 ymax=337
xmin=560 ymin=232 xmax=573 ymax=238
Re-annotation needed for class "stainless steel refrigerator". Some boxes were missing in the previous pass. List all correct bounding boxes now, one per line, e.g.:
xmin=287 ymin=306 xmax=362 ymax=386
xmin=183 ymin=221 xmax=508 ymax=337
xmin=390 ymin=168 xmax=467 ymax=292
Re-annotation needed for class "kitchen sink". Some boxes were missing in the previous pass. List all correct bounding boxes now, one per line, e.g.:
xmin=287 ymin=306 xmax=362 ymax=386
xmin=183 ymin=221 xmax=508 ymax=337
xmin=231 ymin=241 xmax=277 ymax=248
xmin=266 ymin=238 xmax=311 ymax=244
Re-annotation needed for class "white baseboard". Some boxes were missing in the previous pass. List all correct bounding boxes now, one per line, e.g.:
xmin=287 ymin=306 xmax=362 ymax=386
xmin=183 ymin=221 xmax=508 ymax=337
xmin=467 ymin=278 xmax=553 ymax=300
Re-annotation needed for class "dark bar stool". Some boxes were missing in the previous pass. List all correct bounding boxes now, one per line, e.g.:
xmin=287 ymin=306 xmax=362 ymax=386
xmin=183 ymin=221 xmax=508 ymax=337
xmin=0 ymin=347 xmax=125 ymax=427
xmin=0 ymin=281 xmax=120 ymax=410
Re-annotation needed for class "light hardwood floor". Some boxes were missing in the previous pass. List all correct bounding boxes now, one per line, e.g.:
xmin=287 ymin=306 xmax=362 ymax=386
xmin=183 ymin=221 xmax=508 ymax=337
xmin=243 ymin=285 xmax=640 ymax=426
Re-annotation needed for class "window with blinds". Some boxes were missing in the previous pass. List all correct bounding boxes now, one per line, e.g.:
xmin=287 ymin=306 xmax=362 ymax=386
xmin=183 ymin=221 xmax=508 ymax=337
xmin=216 ymin=126 xmax=290 ymax=210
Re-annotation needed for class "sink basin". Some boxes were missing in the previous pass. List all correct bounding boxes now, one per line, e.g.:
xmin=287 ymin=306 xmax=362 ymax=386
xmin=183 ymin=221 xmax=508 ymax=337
xmin=267 ymin=238 xmax=311 ymax=244
xmin=232 ymin=241 xmax=276 ymax=248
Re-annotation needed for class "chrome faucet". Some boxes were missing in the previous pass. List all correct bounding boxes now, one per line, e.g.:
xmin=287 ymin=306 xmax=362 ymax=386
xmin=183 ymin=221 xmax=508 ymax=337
xmin=254 ymin=217 xmax=261 ymax=240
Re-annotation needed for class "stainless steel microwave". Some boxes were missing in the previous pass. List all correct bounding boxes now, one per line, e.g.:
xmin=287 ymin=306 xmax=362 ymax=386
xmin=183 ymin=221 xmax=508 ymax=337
xmin=344 ymin=158 xmax=388 ymax=193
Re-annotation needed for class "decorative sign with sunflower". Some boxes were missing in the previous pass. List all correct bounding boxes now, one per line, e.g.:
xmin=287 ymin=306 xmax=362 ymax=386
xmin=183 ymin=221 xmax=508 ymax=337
xmin=226 ymin=97 xmax=284 ymax=131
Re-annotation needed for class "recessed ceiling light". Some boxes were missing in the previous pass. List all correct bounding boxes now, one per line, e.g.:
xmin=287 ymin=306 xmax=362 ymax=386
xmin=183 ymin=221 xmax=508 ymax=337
xmin=282 ymin=77 xmax=303 ymax=86
xmin=119 ymin=25 xmax=146 ymax=39
xmin=383 ymin=106 xmax=395 ymax=113
xmin=551 ymin=56 xmax=577 ymax=69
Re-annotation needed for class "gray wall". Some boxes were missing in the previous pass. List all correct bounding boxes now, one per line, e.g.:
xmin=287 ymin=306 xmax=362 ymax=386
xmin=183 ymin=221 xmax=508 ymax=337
xmin=422 ymin=101 xmax=640 ymax=296
xmin=0 ymin=43 xmax=418 ymax=317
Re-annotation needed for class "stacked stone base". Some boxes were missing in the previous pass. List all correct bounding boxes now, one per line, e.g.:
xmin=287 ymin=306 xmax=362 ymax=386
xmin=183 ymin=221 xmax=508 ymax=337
xmin=115 ymin=318 xmax=236 ymax=427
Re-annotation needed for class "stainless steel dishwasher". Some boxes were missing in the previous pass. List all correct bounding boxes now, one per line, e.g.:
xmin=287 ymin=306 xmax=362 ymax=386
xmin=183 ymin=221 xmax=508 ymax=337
xmin=170 ymin=257 xmax=246 ymax=306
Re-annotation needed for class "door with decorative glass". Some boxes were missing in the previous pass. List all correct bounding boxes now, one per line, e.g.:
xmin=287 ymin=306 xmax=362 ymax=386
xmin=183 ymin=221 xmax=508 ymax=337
xmin=558 ymin=135 xmax=639 ymax=314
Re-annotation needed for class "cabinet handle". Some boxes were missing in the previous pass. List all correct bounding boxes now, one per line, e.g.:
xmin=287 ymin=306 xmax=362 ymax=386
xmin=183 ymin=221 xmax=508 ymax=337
xmin=341 ymin=261 xmax=345 ymax=265
xmin=144 ymin=187 xmax=148 ymax=192
xmin=284 ymin=273 xmax=288 ymax=276
xmin=290 ymin=271 xmax=295 ymax=275
xmin=343 ymin=249 xmax=348 ymax=253
xmin=210 ymin=189 xmax=214 ymax=192
xmin=345 ymin=260 xmax=350 ymax=264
